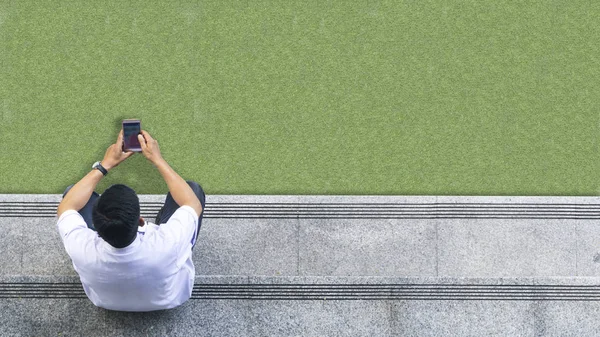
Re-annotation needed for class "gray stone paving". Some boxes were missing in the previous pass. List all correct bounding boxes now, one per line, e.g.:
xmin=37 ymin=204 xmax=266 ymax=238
xmin=2 ymin=298 xmax=600 ymax=336
xmin=299 ymin=218 xmax=437 ymax=276
xmin=3 ymin=216 xmax=599 ymax=278
xmin=437 ymin=218 xmax=581 ymax=277
xmin=1 ymin=194 xmax=600 ymax=335
xmin=196 ymin=218 xmax=299 ymax=276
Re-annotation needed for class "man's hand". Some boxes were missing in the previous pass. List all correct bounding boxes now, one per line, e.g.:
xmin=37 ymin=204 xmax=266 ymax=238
xmin=138 ymin=130 xmax=164 ymax=165
xmin=101 ymin=129 xmax=135 ymax=170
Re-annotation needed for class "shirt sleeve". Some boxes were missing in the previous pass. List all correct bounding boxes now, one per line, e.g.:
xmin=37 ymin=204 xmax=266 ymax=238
xmin=56 ymin=210 xmax=93 ymax=258
xmin=159 ymin=205 xmax=199 ymax=260
xmin=57 ymin=210 xmax=87 ymax=239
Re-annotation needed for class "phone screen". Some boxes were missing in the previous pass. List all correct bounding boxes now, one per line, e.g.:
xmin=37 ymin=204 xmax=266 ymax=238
xmin=122 ymin=120 xmax=142 ymax=152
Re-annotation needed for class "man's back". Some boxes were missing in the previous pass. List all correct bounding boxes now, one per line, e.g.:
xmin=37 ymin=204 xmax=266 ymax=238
xmin=58 ymin=205 xmax=199 ymax=312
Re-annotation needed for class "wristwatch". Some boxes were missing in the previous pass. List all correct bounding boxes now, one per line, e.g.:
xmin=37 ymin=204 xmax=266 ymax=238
xmin=92 ymin=161 xmax=108 ymax=176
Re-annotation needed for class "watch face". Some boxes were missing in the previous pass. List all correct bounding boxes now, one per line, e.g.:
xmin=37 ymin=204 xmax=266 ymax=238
xmin=92 ymin=161 xmax=100 ymax=169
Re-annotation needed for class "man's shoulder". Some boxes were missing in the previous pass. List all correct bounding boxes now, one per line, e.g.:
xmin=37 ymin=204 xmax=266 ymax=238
xmin=56 ymin=210 xmax=89 ymax=238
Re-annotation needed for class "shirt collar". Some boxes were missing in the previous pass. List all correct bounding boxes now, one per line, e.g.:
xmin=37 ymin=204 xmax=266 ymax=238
xmin=102 ymin=233 xmax=141 ymax=253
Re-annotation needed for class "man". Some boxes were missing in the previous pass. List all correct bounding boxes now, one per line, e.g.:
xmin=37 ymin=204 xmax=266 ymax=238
xmin=57 ymin=129 xmax=205 ymax=312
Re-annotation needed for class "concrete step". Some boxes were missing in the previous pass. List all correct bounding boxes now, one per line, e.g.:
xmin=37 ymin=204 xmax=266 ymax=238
xmin=1 ymin=275 xmax=600 ymax=336
xmin=1 ymin=194 xmax=600 ymax=336
xmin=1 ymin=195 xmax=600 ymax=278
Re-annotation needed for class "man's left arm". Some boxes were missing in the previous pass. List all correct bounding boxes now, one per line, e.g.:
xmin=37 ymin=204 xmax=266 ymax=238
xmin=57 ymin=129 xmax=134 ymax=218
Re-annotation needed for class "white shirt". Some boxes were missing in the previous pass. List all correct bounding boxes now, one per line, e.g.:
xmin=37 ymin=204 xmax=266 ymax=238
xmin=57 ymin=205 xmax=199 ymax=312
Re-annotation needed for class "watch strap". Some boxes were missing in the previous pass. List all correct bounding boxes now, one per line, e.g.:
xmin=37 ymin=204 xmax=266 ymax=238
xmin=94 ymin=163 xmax=108 ymax=176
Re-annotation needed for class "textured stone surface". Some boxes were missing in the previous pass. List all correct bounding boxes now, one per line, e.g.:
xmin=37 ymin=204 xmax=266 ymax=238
xmin=195 ymin=218 xmax=299 ymax=276
xmin=0 ymin=194 xmax=63 ymax=202
xmin=247 ymin=300 xmax=393 ymax=337
xmin=532 ymin=301 xmax=600 ymax=336
xmin=299 ymin=218 xmax=436 ymax=276
xmin=289 ymin=195 xmax=438 ymax=204
xmin=575 ymin=221 xmax=600 ymax=276
xmin=392 ymin=300 xmax=536 ymax=336
xmin=0 ymin=218 xmax=22 ymax=275
xmin=204 ymin=194 xmax=302 ymax=204
xmin=3 ymin=194 xmax=600 ymax=336
xmin=0 ymin=298 xmax=106 ymax=337
xmin=0 ymin=298 xmax=247 ymax=337
xmin=3 ymin=274 xmax=600 ymax=286
xmin=1 ymin=275 xmax=600 ymax=336
xmin=103 ymin=300 xmax=248 ymax=336
xmin=1 ymin=194 xmax=597 ymax=279
xmin=3 ymin=297 xmax=600 ymax=336
xmin=435 ymin=195 xmax=600 ymax=205
xmin=21 ymin=217 xmax=76 ymax=276
xmin=0 ymin=298 xmax=391 ymax=337
xmin=2 ymin=193 xmax=599 ymax=205
xmin=0 ymin=209 xmax=593 ymax=279
xmin=1 ymin=216 xmax=300 ymax=277
xmin=438 ymin=219 xmax=577 ymax=277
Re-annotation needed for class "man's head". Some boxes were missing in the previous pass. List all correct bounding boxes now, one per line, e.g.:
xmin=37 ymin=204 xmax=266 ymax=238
xmin=92 ymin=184 xmax=140 ymax=248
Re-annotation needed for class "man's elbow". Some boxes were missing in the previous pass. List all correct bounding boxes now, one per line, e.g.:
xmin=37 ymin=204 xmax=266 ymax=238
xmin=57 ymin=201 xmax=77 ymax=219
xmin=185 ymin=199 xmax=202 ymax=218
xmin=57 ymin=203 xmax=67 ymax=218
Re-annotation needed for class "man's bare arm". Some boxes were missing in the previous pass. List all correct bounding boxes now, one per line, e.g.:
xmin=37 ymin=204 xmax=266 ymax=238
xmin=137 ymin=130 xmax=202 ymax=217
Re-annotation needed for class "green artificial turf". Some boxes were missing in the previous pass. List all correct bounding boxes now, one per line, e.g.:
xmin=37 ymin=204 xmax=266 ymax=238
xmin=0 ymin=1 xmax=598 ymax=195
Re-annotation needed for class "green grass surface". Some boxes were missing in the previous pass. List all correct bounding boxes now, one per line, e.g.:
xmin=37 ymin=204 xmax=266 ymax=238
xmin=0 ymin=1 xmax=598 ymax=195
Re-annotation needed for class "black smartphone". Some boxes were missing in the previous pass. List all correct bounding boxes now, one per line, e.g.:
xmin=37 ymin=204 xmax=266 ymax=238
xmin=122 ymin=119 xmax=142 ymax=152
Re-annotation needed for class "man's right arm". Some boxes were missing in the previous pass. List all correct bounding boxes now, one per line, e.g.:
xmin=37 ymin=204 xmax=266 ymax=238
xmin=137 ymin=130 xmax=203 ymax=217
